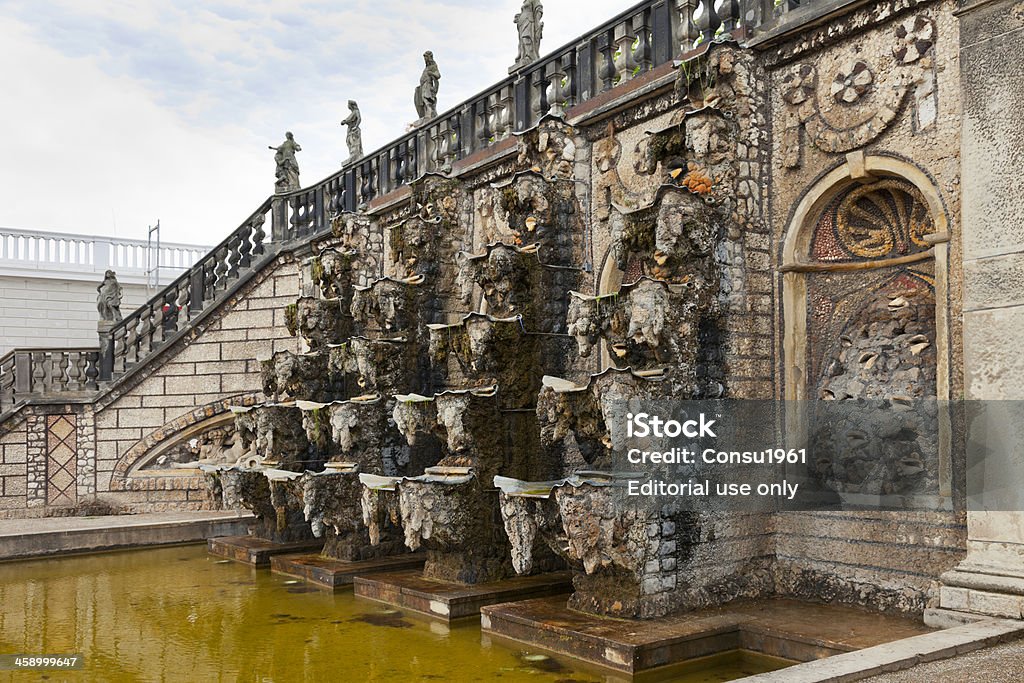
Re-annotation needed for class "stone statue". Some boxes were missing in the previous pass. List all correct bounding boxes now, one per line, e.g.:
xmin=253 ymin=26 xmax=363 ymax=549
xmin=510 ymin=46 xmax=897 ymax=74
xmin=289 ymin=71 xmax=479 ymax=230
xmin=414 ymin=51 xmax=441 ymax=122
xmin=96 ymin=269 xmax=123 ymax=322
xmin=341 ymin=100 xmax=363 ymax=164
xmin=510 ymin=0 xmax=543 ymax=73
xmin=269 ymin=131 xmax=301 ymax=193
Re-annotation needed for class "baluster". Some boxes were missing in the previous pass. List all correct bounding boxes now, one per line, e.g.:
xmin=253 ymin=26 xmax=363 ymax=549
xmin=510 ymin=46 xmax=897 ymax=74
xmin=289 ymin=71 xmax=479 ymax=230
xmin=717 ymin=0 xmax=741 ymax=31
xmin=213 ymin=246 xmax=229 ymax=292
xmin=203 ymin=258 xmax=217 ymax=302
xmin=677 ymin=0 xmax=699 ymax=49
xmin=530 ymin=69 xmax=548 ymax=122
xmin=227 ymin=232 xmax=242 ymax=278
xmin=359 ymin=161 xmax=373 ymax=206
xmin=236 ymin=222 xmax=253 ymax=269
xmin=408 ymin=138 xmax=419 ymax=184
xmin=0 ymin=357 xmax=15 ymax=409
xmin=546 ymin=56 xmax=573 ymax=117
xmin=69 ymin=352 xmax=84 ymax=390
xmin=30 ymin=352 xmax=45 ymax=394
xmin=633 ymin=12 xmax=653 ymax=73
xmin=289 ymin=195 xmax=302 ymax=236
xmin=175 ymin=281 xmax=191 ymax=331
xmin=389 ymin=147 xmax=402 ymax=190
xmin=84 ymin=352 xmax=99 ymax=390
xmin=693 ymin=0 xmax=722 ymax=41
xmin=251 ymin=214 xmax=266 ymax=256
xmin=57 ymin=352 xmax=71 ymax=391
xmin=138 ymin=305 xmax=154 ymax=356
xmin=480 ymin=95 xmax=495 ymax=145
xmin=596 ymin=31 xmax=616 ymax=93
xmin=613 ymin=21 xmax=639 ymax=85
xmin=122 ymin=318 xmax=137 ymax=367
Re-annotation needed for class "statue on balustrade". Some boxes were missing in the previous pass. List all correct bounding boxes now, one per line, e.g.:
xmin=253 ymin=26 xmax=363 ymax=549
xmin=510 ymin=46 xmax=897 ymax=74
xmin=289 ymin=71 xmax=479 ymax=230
xmin=96 ymin=270 xmax=123 ymax=322
xmin=269 ymin=131 xmax=302 ymax=193
xmin=414 ymin=51 xmax=441 ymax=122
xmin=341 ymin=100 xmax=363 ymax=164
xmin=510 ymin=0 xmax=543 ymax=73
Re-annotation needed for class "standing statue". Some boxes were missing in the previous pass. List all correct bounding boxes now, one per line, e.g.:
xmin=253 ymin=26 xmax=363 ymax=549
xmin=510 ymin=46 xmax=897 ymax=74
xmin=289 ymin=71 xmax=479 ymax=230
xmin=96 ymin=270 xmax=123 ymax=322
xmin=269 ymin=131 xmax=302 ymax=193
xmin=341 ymin=100 xmax=363 ymax=164
xmin=510 ymin=0 xmax=543 ymax=73
xmin=413 ymin=51 xmax=441 ymax=123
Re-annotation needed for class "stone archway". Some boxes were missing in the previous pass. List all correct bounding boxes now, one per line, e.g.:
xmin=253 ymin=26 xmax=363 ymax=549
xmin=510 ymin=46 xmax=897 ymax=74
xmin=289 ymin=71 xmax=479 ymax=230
xmin=781 ymin=153 xmax=951 ymax=403
xmin=109 ymin=393 xmax=261 ymax=492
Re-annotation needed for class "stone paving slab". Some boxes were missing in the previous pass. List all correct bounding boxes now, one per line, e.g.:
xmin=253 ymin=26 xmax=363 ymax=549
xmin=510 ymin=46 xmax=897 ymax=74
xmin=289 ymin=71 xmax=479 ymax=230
xmin=741 ymin=617 xmax=1024 ymax=683
xmin=207 ymin=535 xmax=324 ymax=567
xmin=0 ymin=511 xmax=254 ymax=560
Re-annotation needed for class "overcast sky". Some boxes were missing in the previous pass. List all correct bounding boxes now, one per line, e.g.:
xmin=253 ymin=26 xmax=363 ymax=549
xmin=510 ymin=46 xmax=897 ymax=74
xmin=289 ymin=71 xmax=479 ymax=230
xmin=0 ymin=1 xmax=629 ymax=247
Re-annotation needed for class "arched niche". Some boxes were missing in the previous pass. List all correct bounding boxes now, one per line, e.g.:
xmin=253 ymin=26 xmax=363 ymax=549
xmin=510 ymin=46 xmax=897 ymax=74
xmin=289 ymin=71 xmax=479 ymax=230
xmin=781 ymin=153 xmax=952 ymax=495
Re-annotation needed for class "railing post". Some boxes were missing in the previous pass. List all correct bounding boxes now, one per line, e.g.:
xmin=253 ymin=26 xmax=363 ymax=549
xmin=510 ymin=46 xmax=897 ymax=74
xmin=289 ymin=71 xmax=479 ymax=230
xmin=97 ymin=322 xmax=115 ymax=382
xmin=576 ymin=40 xmax=596 ymax=102
xmin=271 ymin=196 xmax=289 ymax=242
xmin=14 ymin=351 xmax=30 ymax=394
xmin=314 ymin=186 xmax=325 ymax=234
xmin=513 ymin=75 xmax=531 ymax=132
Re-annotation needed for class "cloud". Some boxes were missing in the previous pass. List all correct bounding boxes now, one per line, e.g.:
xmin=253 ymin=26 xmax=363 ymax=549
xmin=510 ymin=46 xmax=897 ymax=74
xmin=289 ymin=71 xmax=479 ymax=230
xmin=0 ymin=0 xmax=631 ymax=245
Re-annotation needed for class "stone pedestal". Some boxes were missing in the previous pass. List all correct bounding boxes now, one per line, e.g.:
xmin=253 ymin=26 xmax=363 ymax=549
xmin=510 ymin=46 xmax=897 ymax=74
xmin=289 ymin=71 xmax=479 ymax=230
xmin=929 ymin=0 xmax=1024 ymax=625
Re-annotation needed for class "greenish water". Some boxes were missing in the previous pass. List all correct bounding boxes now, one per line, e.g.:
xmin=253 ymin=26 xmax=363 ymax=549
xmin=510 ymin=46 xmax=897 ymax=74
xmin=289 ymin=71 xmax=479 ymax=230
xmin=0 ymin=545 xmax=790 ymax=682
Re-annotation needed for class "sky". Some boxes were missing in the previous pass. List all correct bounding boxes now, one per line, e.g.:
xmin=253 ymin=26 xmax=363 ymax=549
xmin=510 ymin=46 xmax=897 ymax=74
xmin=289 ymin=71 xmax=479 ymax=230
xmin=0 ymin=0 xmax=629 ymax=247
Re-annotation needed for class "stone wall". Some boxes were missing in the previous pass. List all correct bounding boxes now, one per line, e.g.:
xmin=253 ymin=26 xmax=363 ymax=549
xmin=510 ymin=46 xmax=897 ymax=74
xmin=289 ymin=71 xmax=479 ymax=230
xmin=0 ymin=415 xmax=27 ymax=512
xmin=0 ymin=253 xmax=299 ymax=517
xmin=764 ymin=0 xmax=967 ymax=612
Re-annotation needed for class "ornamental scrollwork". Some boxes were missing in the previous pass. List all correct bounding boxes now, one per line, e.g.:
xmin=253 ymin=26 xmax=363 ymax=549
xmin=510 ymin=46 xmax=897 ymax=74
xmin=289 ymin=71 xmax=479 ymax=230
xmin=813 ymin=179 xmax=935 ymax=262
xmin=781 ymin=15 xmax=936 ymax=167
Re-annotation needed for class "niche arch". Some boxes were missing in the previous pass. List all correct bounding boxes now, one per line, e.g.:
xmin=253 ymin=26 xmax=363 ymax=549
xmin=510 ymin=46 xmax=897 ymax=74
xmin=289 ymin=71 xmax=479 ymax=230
xmin=781 ymin=154 xmax=950 ymax=402
xmin=781 ymin=154 xmax=952 ymax=495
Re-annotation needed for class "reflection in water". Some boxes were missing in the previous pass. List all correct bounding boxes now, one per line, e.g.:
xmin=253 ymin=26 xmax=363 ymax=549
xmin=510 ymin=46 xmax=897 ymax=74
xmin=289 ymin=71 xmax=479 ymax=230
xmin=0 ymin=546 xmax=787 ymax=682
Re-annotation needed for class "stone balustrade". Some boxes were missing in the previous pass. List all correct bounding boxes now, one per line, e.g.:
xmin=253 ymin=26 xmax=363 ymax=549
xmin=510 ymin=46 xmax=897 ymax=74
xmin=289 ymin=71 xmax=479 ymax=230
xmin=0 ymin=227 xmax=207 ymax=285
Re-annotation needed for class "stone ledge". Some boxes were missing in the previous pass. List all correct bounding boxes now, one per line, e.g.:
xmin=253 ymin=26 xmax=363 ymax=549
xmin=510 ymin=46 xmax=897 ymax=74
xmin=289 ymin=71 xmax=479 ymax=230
xmin=742 ymin=618 xmax=1024 ymax=683
xmin=0 ymin=511 xmax=254 ymax=560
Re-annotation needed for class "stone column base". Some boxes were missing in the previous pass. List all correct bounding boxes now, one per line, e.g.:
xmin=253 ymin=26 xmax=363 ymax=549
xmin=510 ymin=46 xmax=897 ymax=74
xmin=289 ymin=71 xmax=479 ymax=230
xmin=926 ymin=562 xmax=1024 ymax=627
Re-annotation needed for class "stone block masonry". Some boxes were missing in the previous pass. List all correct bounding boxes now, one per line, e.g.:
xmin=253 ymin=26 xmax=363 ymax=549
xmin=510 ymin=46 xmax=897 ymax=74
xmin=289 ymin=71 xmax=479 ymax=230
xmin=0 ymin=255 xmax=299 ymax=518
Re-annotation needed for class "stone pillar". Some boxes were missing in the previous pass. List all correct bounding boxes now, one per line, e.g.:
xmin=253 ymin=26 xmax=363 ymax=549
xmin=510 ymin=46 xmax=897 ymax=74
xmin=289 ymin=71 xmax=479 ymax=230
xmin=97 ymin=321 xmax=115 ymax=382
xmin=928 ymin=0 xmax=1024 ymax=626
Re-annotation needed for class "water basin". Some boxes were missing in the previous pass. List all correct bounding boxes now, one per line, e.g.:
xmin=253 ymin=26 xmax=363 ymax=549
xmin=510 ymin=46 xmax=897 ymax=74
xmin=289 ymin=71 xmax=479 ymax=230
xmin=0 ymin=545 xmax=792 ymax=681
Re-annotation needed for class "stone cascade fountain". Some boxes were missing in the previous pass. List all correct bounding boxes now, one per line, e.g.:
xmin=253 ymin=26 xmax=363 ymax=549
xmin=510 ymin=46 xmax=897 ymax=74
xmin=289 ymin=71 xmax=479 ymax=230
xmin=349 ymin=165 xmax=594 ymax=616
xmin=206 ymin=243 xmax=445 ymax=574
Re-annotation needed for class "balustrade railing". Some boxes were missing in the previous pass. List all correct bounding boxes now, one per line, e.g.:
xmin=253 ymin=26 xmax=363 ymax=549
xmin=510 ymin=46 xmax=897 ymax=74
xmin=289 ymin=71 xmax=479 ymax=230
xmin=264 ymin=0 xmax=805 ymax=241
xmin=98 ymin=199 xmax=272 ymax=381
xmin=1 ymin=0 xmax=810 ymax=414
xmin=0 ymin=348 xmax=100 ymax=414
xmin=0 ymin=227 xmax=207 ymax=280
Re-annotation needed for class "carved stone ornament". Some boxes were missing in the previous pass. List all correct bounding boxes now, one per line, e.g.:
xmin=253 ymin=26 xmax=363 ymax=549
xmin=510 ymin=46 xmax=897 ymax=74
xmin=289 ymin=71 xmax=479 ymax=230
xmin=780 ymin=15 xmax=936 ymax=167
xmin=892 ymin=15 xmax=935 ymax=65
xmin=830 ymin=61 xmax=873 ymax=104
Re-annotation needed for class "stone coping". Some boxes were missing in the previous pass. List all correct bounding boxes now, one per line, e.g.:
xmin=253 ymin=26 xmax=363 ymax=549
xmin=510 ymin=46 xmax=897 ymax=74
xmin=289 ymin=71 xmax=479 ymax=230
xmin=742 ymin=618 xmax=1024 ymax=683
xmin=0 ymin=511 xmax=254 ymax=561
